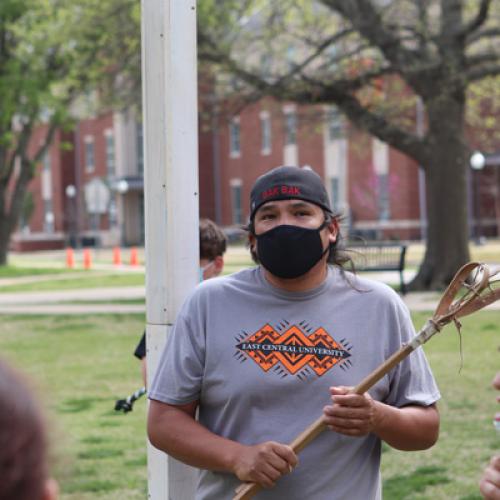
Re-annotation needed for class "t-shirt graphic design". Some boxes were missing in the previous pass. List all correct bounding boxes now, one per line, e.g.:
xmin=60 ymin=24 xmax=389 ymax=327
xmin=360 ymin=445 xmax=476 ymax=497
xmin=235 ymin=320 xmax=352 ymax=378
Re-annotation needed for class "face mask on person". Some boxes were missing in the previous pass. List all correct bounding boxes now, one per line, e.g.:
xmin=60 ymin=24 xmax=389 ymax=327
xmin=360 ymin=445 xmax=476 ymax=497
xmin=198 ymin=261 xmax=214 ymax=282
xmin=255 ymin=221 xmax=329 ymax=279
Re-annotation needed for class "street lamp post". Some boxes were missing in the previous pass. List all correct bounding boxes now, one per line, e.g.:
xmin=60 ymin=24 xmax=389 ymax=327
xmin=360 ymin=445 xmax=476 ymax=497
xmin=470 ymin=151 xmax=486 ymax=245
xmin=116 ymin=179 xmax=129 ymax=247
xmin=65 ymin=184 xmax=77 ymax=247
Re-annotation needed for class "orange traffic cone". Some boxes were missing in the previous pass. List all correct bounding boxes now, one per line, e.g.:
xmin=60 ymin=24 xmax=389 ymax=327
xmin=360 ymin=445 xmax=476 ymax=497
xmin=113 ymin=246 xmax=122 ymax=266
xmin=66 ymin=247 xmax=75 ymax=269
xmin=130 ymin=247 xmax=139 ymax=266
xmin=83 ymin=248 xmax=92 ymax=270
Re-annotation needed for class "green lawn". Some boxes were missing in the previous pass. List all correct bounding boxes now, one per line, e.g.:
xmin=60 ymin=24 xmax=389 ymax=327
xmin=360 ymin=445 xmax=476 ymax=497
xmin=0 ymin=266 xmax=78 ymax=278
xmin=0 ymin=311 xmax=498 ymax=499
xmin=0 ymin=314 xmax=147 ymax=500
xmin=0 ymin=272 xmax=145 ymax=292
xmin=381 ymin=312 xmax=500 ymax=499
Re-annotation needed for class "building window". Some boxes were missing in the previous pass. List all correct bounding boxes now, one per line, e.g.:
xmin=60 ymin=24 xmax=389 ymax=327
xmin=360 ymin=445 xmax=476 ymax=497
xmin=284 ymin=112 xmax=297 ymax=145
xmin=230 ymin=180 xmax=243 ymax=224
xmin=43 ymin=200 xmax=54 ymax=233
xmin=327 ymin=44 xmax=337 ymax=66
xmin=378 ymin=174 xmax=390 ymax=221
xmin=109 ymin=198 xmax=118 ymax=227
xmin=105 ymin=131 xmax=115 ymax=179
xmin=327 ymin=107 xmax=344 ymax=141
xmin=137 ymin=122 xmax=144 ymax=175
xmin=84 ymin=138 xmax=95 ymax=172
xmin=41 ymin=151 xmax=54 ymax=233
xmin=260 ymin=113 xmax=272 ymax=155
xmin=372 ymin=138 xmax=390 ymax=221
xmin=229 ymin=119 xmax=241 ymax=157
xmin=286 ymin=45 xmax=296 ymax=72
xmin=330 ymin=177 xmax=340 ymax=213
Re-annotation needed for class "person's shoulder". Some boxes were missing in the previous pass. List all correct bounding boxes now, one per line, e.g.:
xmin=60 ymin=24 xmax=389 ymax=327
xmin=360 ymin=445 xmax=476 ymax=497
xmin=331 ymin=267 xmax=405 ymax=306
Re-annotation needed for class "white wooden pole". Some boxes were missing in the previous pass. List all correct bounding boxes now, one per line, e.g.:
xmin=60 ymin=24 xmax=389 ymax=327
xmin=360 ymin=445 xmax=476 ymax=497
xmin=142 ymin=0 xmax=199 ymax=498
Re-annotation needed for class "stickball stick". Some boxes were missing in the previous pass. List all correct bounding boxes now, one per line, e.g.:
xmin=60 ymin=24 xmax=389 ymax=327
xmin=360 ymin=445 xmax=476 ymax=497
xmin=234 ymin=262 xmax=500 ymax=500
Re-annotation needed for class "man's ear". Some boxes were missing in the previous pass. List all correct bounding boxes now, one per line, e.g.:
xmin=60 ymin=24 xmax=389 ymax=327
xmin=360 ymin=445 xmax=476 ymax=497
xmin=213 ymin=255 xmax=224 ymax=276
xmin=328 ymin=218 xmax=339 ymax=244
xmin=248 ymin=233 xmax=256 ymax=252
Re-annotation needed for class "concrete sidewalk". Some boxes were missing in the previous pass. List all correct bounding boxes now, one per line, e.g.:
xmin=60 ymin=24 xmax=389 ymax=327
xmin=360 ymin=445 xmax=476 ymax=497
xmin=0 ymin=303 xmax=145 ymax=314
xmin=0 ymin=284 xmax=498 ymax=316
xmin=0 ymin=286 xmax=144 ymax=305
xmin=1 ymin=291 xmax=498 ymax=315
xmin=0 ymin=266 xmax=498 ymax=315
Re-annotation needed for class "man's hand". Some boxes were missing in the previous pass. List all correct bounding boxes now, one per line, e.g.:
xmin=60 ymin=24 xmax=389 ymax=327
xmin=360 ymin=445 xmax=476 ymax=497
xmin=232 ymin=441 xmax=298 ymax=489
xmin=323 ymin=386 xmax=380 ymax=437
xmin=480 ymin=455 xmax=500 ymax=499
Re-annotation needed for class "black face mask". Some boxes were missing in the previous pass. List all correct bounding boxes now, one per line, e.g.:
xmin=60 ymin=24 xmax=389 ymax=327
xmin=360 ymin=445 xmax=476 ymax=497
xmin=255 ymin=222 xmax=329 ymax=279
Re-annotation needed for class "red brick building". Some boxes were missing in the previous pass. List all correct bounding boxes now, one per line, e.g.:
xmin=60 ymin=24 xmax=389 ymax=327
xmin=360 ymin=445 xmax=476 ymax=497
xmin=12 ymin=97 xmax=499 ymax=250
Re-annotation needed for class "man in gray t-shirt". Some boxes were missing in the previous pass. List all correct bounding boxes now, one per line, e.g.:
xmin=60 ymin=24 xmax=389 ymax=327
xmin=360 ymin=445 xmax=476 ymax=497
xmin=148 ymin=165 xmax=440 ymax=500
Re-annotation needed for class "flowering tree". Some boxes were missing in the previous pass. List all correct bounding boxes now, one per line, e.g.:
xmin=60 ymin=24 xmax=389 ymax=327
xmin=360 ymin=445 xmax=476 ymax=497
xmin=198 ymin=0 xmax=500 ymax=290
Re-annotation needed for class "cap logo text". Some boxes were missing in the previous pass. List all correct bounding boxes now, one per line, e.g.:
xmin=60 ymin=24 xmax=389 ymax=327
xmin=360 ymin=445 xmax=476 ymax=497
xmin=261 ymin=185 xmax=301 ymax=200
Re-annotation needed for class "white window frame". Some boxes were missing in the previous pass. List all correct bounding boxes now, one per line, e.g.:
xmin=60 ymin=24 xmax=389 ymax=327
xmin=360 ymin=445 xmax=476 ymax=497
xmin=326 ymin=106 xmax=344 ymax=141
xmin=260 ymin=111 xmax=272 ymax=155
xmin=372 ymin=138 xmax=391 ymax=221
xmin=84 ymin=136 xmax=95 ymax=173
xmin=230 ymin=178 xmax=243 ymax=224
xmin=284 ymin=111 xmax=297 ymax=146
xmin=104 ymin=129 xmax=115 ymax=179
xmin=229 ymin=118 xmax=241 ymax=158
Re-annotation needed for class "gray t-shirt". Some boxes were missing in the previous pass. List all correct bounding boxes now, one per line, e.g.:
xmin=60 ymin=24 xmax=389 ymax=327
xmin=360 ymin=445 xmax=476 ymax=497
xmin=149 ymin=266 xmax=440 ymax=500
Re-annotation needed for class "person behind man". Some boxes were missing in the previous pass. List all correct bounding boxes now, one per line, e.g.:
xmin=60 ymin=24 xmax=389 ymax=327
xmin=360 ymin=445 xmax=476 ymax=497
xmin=479 ymin=372 xmax=500 ymax=499
xmin=134 ymin=218 xmax=227 ymax=386
xmin=0 ymin=358 xmax=59 ymax=500
xmin=147 ymin=165 xmax=440 ymax=499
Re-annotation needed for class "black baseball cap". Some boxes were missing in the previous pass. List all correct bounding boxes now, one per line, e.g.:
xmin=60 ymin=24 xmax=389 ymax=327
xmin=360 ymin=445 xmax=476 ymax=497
xmin=250 ymin=165 xmax=333 ymax=220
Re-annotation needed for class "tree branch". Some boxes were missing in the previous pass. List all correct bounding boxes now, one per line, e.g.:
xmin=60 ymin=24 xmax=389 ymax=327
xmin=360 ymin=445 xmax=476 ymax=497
xmin=466 ymin=51 xmax=500 ymax=68
xmin=0 ymin=117 xmax=34 ymax=184
xmin=461 ymin=0 xmax=492 ymax=37
xmin=32 ymin=121 xmax=59 ymax=165
xmin=319 ymin=0 xmax=424 ymax=69
xmin=294 ymin=78 xmax=426 ymax=164
xmin=467 ymin=27 xmax=500 ymax=44
xmin=7 ymin=157 xmax=33 ymax=234
xmin=467 ymin=63 xmax=500 ymax=81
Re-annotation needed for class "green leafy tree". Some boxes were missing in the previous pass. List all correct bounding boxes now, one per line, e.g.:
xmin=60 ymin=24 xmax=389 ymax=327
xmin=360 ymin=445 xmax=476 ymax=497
xmin=197 ymin=0 xmax=500 ymax=290
xmin=0 ymin=0 xmax=138 ymax=265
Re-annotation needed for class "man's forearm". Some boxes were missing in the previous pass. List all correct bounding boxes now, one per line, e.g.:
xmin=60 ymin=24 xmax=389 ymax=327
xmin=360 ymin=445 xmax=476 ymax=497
xmin=147 ymin=400 xmax=241 ymax=473
xmin=373 ymin=403 xmax=439 ymax=451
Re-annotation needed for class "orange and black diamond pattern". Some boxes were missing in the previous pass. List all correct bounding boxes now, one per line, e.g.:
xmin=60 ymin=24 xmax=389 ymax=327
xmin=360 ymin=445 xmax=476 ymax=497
xmin=235 ymin=322 xmax=352 ymax=377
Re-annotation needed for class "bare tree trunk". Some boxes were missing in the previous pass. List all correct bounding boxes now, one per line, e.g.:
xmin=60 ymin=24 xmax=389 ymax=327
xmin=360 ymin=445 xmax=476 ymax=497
xmin=0 ymin=158 xmax=34 ymax=266
xmin=409 ymin=95 xmax=471 ymax=290
xmin=0 ymin=218 xmax=11 ymax=265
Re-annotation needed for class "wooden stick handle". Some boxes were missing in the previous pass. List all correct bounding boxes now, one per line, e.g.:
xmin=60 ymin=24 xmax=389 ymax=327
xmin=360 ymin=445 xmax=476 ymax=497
xmin=234 ymin=262 xmax=499 ymax=500
xmin=233 ymin=342 xmax=415 ymax=499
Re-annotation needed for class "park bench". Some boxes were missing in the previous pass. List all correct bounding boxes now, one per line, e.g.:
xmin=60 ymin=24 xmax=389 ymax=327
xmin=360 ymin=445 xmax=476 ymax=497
xmin=345 ymin=242 xmax=408 ymax=294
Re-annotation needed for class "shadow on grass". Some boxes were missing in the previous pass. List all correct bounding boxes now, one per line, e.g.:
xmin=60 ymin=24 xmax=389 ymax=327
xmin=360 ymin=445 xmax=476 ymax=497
xmin=125 ymin=455 xmax=147 ymax=467
xmin=98 ymin=420 xmax=121 ymax=428
xmin=78 ymin=449 xmax=123 ymax=460
xmin=58 ymin=396 xmax=106 ymax=413
xmin=81 ymin=435 xmax=111 ymax=445
xmin=383 ymin=465 xmax=450 ymax=499
xmin=63 ymin=479 xmax=118 ymax=494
